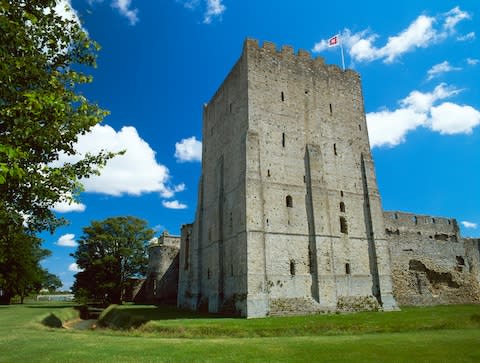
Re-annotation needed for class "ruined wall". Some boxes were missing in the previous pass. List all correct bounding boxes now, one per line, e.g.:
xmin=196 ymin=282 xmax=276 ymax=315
xmin=145 ymin=231 xmax=180 ymax=304
xmin=384 ymin=211 xmax=480 ymax=305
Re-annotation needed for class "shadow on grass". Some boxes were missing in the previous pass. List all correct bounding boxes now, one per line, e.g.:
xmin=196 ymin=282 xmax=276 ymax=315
xmin=27 ymin=304 xmax=79 ymax=309
xmin=98 ymin=304 xmax=240 ymax=330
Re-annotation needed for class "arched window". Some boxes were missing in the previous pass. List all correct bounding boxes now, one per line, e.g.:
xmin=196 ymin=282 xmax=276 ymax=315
xmin=340 ymin=202 xmax=345 ymax=213
xmin=340 ymin=216 xmax=348 ymax=234
xmin=286 ymin=195 xmax=293 ymax=208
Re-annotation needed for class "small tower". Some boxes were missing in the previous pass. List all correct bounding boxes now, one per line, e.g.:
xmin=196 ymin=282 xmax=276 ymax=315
xmin=145 ymin=230 xmax=180 ymax=304
xmin=178 ymin=39 xmax=398 ymax=317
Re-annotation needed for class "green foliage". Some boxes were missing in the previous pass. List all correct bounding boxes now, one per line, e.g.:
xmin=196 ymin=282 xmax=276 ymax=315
xmin=41 ymin=271 xmax=62 ymax=292
xmin=72 ymin=216 xmax=154 ymax=305
xmin=0 ymin=0 xmax=118 ymax=304
xmin=0 ymin=227 xmax=51 ymax=304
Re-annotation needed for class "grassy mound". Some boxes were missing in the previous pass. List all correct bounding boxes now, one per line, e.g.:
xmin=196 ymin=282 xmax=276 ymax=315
xmin=36 ymin=305 xmax=80 ymax=329
xmin=97 ymin=304 xmax=480 ymax=338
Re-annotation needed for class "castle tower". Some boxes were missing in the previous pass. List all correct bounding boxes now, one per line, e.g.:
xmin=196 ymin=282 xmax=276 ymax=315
xmin=145 ymin=231 xmax=180 ymax=304
xmin=178 ymin=39 xmax=398 ymax=317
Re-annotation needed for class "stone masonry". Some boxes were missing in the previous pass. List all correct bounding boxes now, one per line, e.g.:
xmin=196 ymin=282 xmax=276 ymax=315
xmin=150 ymin=39 xmax=480 ymax=317
xmin=144 ymin=231 xmax=180 ymax=304
xmin=177 ymin=38 xmax=398 ymax=317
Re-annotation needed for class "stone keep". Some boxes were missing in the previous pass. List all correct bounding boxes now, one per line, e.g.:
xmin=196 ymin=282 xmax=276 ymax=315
xmin=177 ymin=39 xmax=399 ymax=317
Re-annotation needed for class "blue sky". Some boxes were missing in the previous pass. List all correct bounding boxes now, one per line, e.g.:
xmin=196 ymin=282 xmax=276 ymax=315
xmin=42 ymin=0 xmax=480 ymax=289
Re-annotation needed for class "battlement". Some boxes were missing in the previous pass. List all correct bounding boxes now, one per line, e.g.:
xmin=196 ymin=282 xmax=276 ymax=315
xmin=148 ymin=230 xmax=181 ymax=248
xmin=383 ymin=211 xmax=460 ymax=242
xmin=243 ymin=38 xmax=359 ymax=79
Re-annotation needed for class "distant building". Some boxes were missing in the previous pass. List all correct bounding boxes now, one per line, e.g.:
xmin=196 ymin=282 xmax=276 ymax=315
xmin=151 ymin=39 xmax=480 ymax=317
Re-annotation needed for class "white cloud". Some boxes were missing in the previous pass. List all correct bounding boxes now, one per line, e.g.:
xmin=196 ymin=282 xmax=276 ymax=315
xmin=179 ymin=0 xmax=200 ymax=9
xmin=367 ymin=83 xmax=479 ymax=148
xmin=68 ymin=262 xmax=83 ymax=272
xmin=112 ymin=0 xmax=139 ymax=25
xmin=175 ymin=136 xmax=202 ymax=162
xmin=461 ymin=221 xmax=478 ymax=229
xmin=53 ymin=0 xmax=81 ymax=26
xmin=401 ymin=83 xmax=460 ymax=113
xmin=427 ymin=61 xmax=461 ymax=80
xmin=88 ymin=0 xmax=139 ymax=25
xmin=52 ymin=192 xmax=86 ymax=213
xmin=367 ymin=108 xmax=427 ymax=148
xmin=443 ymin=6 xmax=471 ymax=32
xmin=312 ymin=7 xmax=473 ymax=64
xmin=204 ymin=0 xmax=226 ymax=24
xmin=57 ymin=234 xmax=78 ymax=247
xmin=429 ymin=102 xmax=480 ymax=134
xmin=52 ymin=200 xmax=86 ymax=213
xmin=457 ymin=32 xmax=475 ymax=41
xmin=467 ymin=58 xmax=479 ymax=65
xmin=162 ymin=200 xmax=188 ymax=209
xmin=52 ymin=124 xmax=183 ymax=198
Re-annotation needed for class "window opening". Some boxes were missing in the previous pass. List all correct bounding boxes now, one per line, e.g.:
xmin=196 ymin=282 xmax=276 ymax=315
xmin=329 ymin=103 xmax=333 ymax=115
xmin=340 ymin=190 xmax=344 ymax=197
xmin=412 ymin=216 xmax=418 ymax=225
xmin=359 ymin=124 xmax=362 ymax=131
xmin=345 ymin=263 xmax=351 ymax=275
xmin=282 ymin=132 xmax=285 ymax=147
xmin=286 ymin=195 xmax=293 ymax=208
xmin=207 ymin=268 xmax=211 ymax=279
xmin=281 ymin=91 xmax=285 ymax=102
xmin=334 ymin=143 xmax=337 ymax=156
xmin=290 ymin=260 xmax=296 ymax=275
xmin=340 ymin=202 xmax=345 ymax=213
xmin=340 ymin=217 xmax=348 ymax=234
xmin=229 ymin=103 xmax=232 ymax=113
xmin=267 ymin=169 xmax=271 ymax=177
xmin=231 ymin=264 xmax=234 ymax=276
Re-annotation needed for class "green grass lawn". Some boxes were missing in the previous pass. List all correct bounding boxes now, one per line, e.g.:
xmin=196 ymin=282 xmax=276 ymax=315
xmin=1 ymin=302 xmax=479 ymax=362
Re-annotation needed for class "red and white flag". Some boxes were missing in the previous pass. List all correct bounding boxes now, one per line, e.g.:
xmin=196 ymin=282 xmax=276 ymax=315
xmin=328 ymin=34 xmax=340 ymax=47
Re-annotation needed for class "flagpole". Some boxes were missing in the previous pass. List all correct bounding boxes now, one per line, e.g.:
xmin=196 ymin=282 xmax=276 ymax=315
xmin=339 ymin=30 xmax=345 ymax=71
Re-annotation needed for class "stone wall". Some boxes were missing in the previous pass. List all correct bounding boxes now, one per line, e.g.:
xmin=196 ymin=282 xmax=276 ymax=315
xmin=145 ymin=231 xmax=180 ymax=304
xmin=384 ymin=211 xmax=480 ymax=305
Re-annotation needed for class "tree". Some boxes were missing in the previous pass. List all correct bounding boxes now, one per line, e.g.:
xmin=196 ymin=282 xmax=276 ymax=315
xmin=0 ymin=1 xmax=118 ymax=303
xmin=72 ymin=217 xmax=154 ymax=305
xmin=0 ymin=0 xmax=116 ymax=234
xmin=41 ymin=271 xmax=62 ymax=292
xmin=0 ymin=226 xmax=50 ymax=304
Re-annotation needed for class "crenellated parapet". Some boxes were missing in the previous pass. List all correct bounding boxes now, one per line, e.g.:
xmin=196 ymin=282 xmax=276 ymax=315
xmin=243 ymin=38 xmax=359 ymax=81
xmin=383 ymin=211 xmax=460 ymax=242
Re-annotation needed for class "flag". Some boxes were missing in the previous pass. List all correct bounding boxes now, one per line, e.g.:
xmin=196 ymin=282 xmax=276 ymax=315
xmin=328 ymin=34 xmax=340 ymax=47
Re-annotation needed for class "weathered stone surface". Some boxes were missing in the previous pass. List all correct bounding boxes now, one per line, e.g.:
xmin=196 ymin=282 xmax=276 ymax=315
xmin=159 ymin=39 xmax=480 ymax=317
xmin=177 ymin=39 xmax=399 ymax=317
xmin=384 ymin=211 xmax=480 ymax=306
xmin=144 ymin=231 xmax=180 ymax=304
